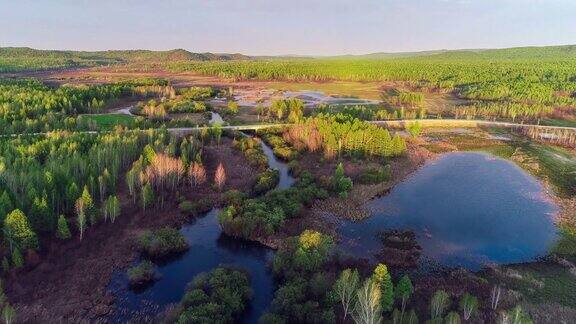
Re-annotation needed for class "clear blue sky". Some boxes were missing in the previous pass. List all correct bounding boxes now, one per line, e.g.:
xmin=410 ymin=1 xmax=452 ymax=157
xmin=2 ymin=0 xmax=575 ymax=56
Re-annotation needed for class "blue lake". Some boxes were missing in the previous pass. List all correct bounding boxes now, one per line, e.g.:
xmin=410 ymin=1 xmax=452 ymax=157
xmin=340 ymin=152 xmax=559 ymax=270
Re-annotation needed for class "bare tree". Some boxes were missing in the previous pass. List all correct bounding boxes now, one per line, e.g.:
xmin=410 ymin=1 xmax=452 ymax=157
xmin=189 ymin=162 xmax=207 ymax=187
xmin=491 ymin=285 xmax=501 ymax=310
xmin=214 ymin=162 xmax=226 ymax=191
xmin=334 ymin=269 xmax=360 ymax=320
xmin=352 ymin=279 xmax=382 ymax=324
xmin=75 ymin=199 xmax=86 ymax=241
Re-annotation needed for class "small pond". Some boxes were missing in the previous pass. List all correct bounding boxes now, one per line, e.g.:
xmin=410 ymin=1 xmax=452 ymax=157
xmin=339 ymin=152 xmax=559 ymax=270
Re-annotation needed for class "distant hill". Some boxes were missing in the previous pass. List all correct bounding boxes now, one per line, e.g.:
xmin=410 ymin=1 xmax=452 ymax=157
xmin=0 ymin=47 xmax=251 ymax=72
xmin=330 ymin=45 xmax=576 ymax=60
xmin=2 ymin=44 xmax=576 ymax=73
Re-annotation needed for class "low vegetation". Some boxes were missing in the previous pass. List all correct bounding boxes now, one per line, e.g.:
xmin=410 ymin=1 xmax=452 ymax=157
xmin=219 ymin=173 xmax=328 ymax=239
xmin=137 ymin=227 xmax=189 ymax=259
xmin=168 ymin=267 xmax=253 ymax=323
xmin=127 ymin=260 xmax=159 ymax=288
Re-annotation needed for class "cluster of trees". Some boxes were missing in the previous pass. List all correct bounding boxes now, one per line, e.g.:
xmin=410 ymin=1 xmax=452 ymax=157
xmin=260 ymin=229 xmax=534 ymax=324
xmin=0 ymin=129 xmax=166 ymax=270
xmin=256 ymin=98 xmax=305 ymax=122
xmin=168 ymin=267 xmax=253 ymax=323
xmin=284 ymin=115 xmax=406 ymax=159
xmin=394 ymin=91 xmax=425 ymax=107
xmin=125 ymin=135 xmax=227 ymax=209
xmin=316 ymin=104 xmax=426 ymax=122
xmin=233 ymin=137 xmax=269 ymax=169
xmin=454 ymin=102 xmax=554 ymax=122
xmin=137 ymin=98 xmax=209 ymax=119
xmin=261 ymin=230 xmax=336 ymax=323
xmin=134 ymin=86 xmax=218 ymax=118
xmin=0 ymin=78 xmax=180 ymax=135
xmin=219 ymin=173 xmax=328 ymax=239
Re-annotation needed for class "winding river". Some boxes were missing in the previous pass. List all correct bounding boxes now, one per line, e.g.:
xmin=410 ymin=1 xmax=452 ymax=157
xmin=109 ymin=139 xmax=294 ymax=322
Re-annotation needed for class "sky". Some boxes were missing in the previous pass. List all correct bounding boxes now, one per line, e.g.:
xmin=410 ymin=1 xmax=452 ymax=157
xmin=1 ymin=0 xmax=576 ymax=56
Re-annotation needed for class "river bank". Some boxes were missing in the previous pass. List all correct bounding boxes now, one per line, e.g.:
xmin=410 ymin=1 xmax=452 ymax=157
xmin=5 ymin=137 xmax=260 ymax=322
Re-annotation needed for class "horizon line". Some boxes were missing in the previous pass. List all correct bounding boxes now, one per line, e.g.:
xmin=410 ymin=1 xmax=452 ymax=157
xmin=2 ymin=42 xmax=575 ymax=58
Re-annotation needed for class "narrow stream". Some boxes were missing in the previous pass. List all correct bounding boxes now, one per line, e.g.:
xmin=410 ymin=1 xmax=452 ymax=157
xmin=259 ymin=140 xmax=295 ymax=190
xmin=109 ymin=139 xmax=294 ymax=322
xmin=209 ymin=111 xmax=224 ymax=125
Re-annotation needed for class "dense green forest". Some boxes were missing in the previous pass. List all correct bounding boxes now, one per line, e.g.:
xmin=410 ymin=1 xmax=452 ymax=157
xmin=0 ymin=47 xmax=249 ymax=72
xmin=168 ymin=58 xmax=576 ymax=106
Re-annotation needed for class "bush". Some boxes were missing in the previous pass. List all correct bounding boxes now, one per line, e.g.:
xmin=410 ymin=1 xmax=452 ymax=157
xmin=219 ymin=178 xmax=328 ymax=239
xmin=222 ymin=190 xmax=248 ymax=206
xmin=332 ymin=163 xmax=353 ymax=198
xmin=127 ymin=260 xmax=158 ymax=288
xmin=138 ymin=227 xmax=189 ymax=259
xmin=178 ymin=198 xmax=212 ymax=217
xmin=233 ymin=138 xmax=268 ymax=169
xmin=253 ymin=169 xmax=280 ymax=195
xmin=264 ymin=134 xmax=297 ymax=161
xmin=356 ymin=165 xmax=391 ymax=184
xmin=173 ymin=267 xmax=253 ymax=323
xmin=287 ymin=160 xmax=302 ymax=177
xmin=406 ymin=121 xmax=422 ymax=137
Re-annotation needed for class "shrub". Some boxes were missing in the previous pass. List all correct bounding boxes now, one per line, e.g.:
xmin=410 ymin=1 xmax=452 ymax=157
xmin=138 ymin=227 xmax=189 ymax=259
xmin=357 ymin=165 xmax=391 ymax=184
xmin=332 ymin=163 xmax=353 ymax=198
xmin=233 ymin=137 xmax=268 ymax=169
xmin=127 ymin=260 xmax=158 ymax=288
xmin=173 ymin=267 xmax=253 ymax=323
xmin=406 ymin=122 xmax=422 ymax=137
xmin=253 ymin=169 xmax=280 ymax=195
xmin=263 ymin=134 xmax=297 ymax=161
xmin=222 ymin=190 xmax=248 ymax=206
xmin=178 ymin=198 xmax=212 ymax=217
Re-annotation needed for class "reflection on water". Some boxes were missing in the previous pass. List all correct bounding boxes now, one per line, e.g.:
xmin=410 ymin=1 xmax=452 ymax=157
xmin=339 ymin=152 xmax=559 ymax=271
xmin=109 ymin=140 xmax=294 ymax=322
xmin=259 ymin=139 xmax=295 ymax=189
xmin=109 ymin=209 xmax=275 ymax=323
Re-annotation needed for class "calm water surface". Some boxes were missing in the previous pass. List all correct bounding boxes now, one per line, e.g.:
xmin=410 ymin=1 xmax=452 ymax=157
xmin=340 ymin=152 xmax=559 ymax=270
xmin=110 ymin=140 xmax=294 ymax=322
